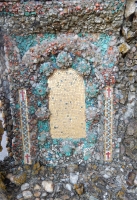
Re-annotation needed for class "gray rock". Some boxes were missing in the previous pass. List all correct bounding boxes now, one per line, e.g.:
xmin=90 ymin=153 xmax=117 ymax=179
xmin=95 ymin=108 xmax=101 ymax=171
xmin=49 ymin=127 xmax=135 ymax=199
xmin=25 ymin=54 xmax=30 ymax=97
xmin=125 ymin=0 xmax=136 ymax=18
xmin=134 ymin=175 xmax=137 ymax=185
xmin=41 ymin=192 xmax=48 ymax=197
xmin=127 ymin=171 xmax=136 ymax=186
xmin=70 ymin=173 xmax=78 ymax=184
xmin=126 ymin=31 xmax=135 ymax=40
xmin=130 ymin=85 xmax=136 ymax=92
xmin=0 ymin=189 xmax=7 ymax=200
xmin=22 ymin=191 xmax=33 ymax=199
xmin=128 ymin=92 xmax=136 ymax=102
xmin=127 ymin=121 xmax=135 ymax=136
xmin=21 ymin=183 xmax=30 ymax=191
xmin=122 ymin=26 xmax=128 ymax=37
xmin=65 ymin=183 xmax=72 ymax=191
xmin=89 ymin=195 xmax=98 ymax=200
xmin=16 ymin=193 xmax=23 ymax=199
xmin=120 ymin=144 xmax=125 ymax=155
xmin=103 ymin=173 xmax=111 ymax=179
xmin=55 ymin=183 xmax=62 ymax=193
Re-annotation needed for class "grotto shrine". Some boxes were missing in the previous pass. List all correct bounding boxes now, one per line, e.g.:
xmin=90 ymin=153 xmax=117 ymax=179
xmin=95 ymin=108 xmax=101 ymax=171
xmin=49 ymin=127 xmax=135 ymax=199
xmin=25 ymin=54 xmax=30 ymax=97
xmin=0 ymin=0 xmax=131 ymax=166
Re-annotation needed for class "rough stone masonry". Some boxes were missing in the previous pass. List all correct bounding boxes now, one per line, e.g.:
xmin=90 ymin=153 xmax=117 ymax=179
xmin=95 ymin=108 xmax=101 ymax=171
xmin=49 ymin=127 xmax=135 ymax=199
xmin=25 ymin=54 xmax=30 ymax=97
xmin=0 ymin=0 xmax=137 ymax=199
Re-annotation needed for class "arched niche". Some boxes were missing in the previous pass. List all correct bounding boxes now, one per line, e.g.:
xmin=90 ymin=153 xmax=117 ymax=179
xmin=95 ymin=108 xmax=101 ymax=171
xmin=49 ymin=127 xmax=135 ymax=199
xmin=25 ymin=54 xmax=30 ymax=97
xmin=48 ymin=68 xmax=86 ymax=139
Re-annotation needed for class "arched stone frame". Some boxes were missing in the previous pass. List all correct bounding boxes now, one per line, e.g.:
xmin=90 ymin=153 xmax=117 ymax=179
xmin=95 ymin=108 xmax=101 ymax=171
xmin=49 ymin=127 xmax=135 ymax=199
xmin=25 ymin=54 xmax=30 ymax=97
xmin=26 ymin=50 xmax=100 ymax=165
xmin=8 ymin=34 xmax=119 ymax=164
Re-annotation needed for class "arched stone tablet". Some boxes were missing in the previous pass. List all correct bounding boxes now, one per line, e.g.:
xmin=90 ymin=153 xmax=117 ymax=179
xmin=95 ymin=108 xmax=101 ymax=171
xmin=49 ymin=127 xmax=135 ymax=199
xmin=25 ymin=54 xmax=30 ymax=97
xmin=48 ymin=68 xmax=86 ymax=139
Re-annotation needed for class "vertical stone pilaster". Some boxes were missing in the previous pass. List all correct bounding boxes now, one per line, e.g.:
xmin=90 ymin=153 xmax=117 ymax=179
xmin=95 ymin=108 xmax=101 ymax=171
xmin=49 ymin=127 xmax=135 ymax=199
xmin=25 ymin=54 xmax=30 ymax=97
xmin=104 ymin=86 xmax=113 ymax=161
xmin=19 ymin=89 xmax=31 ymax=164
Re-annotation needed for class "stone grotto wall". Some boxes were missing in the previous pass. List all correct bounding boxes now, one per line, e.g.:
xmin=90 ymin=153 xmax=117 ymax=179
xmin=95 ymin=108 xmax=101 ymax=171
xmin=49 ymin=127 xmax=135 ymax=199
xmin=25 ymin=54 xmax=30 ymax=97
xmin=0 ymin=0 xmax=137 ymax=200
xmin=1 ymin=0 xmax=123 ymax=165
xmin=0 ymin=25 xmax=13 ymax=160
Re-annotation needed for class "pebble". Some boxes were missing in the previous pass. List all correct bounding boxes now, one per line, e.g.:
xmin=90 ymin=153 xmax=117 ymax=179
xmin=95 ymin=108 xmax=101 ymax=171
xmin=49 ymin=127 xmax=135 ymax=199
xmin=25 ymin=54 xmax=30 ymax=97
xmin=70 ymin=173 xmax=78 ymax=184
xmin=42 ymin=181 xmax=54 ymax=193
xmin=129 ymin=85 xmax=136 ymax=92
xmin=89 ymin=196 xmax=98 ymax=200
xmin=61 ymin=194 xmax=70 ymax=200
xmin=16 ymin=193 xmax=23 ymax=200
xmin=127 ymin=171 xmax=136 ymax=186
xmin=21 ymin=183 xmax=30 ymax=191
xmin=41 ymin=192 xmax=47 ymax=197
xmin=22 ymin=191 xmax=33 ymax=199
xmin=67 ymin=164 xmax=78 ymax=172
xmin=34 ymin=184 xmax=41 ymax=190
xmin=65 ymin=183 xmax=72 ymax=191
xmin=34 ymin=191 xmax=41 ymax=197
xmin=118 ymin=43 xmax=131 ymax=54
xmin=125 ymin=0 xmax=136 ymax=18
xmin=74 ymin=184 xmax=84 ymax=195
xmin=134 ymin=175 xmax=137 ymax=185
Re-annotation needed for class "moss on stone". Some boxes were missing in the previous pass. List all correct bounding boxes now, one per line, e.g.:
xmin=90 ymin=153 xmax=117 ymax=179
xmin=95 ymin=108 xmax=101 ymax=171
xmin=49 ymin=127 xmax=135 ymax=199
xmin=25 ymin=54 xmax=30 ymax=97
xmin=118 ymin=43 xmax=130 ymax=54
xmin=13 ymin=172 xmax=27 ymax=186
xmin=32 ymin=162 xmax=41 ymax=175
xmin=0 ymin=172 xmax=6 ymax=190
xmin=74 ymin=184 xmax=84 ymax=195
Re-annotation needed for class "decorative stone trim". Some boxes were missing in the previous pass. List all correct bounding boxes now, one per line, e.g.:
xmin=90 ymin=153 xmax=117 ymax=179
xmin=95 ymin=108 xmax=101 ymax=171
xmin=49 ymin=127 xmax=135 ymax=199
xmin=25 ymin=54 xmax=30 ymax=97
xmin=104 ymin=86 xmax=113 ymax=162
xmin=19 ymin=89 xmax=31 ymax=164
